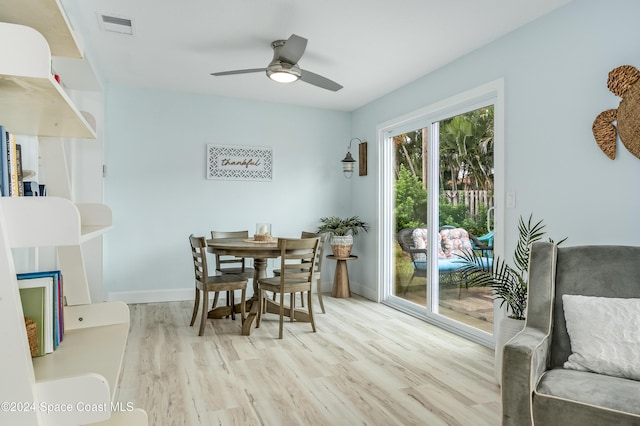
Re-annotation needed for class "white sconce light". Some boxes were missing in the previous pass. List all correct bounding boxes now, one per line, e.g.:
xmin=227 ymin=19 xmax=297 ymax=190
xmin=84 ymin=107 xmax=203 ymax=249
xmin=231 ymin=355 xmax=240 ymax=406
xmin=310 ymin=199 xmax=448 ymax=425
xmin=341 ymin=138 xmax=361 ymax=178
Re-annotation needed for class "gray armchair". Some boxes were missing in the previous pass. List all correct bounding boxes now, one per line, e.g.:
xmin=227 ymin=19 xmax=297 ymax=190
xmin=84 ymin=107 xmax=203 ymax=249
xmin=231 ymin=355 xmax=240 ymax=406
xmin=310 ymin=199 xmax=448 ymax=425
xmin=502 ymin=242 xmax=640 ymax=425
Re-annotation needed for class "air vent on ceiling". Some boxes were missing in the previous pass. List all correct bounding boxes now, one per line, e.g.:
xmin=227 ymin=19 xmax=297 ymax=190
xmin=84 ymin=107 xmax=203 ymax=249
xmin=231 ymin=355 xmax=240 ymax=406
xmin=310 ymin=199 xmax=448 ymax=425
xmin=98 ymin=14 xmax=134 ymax=35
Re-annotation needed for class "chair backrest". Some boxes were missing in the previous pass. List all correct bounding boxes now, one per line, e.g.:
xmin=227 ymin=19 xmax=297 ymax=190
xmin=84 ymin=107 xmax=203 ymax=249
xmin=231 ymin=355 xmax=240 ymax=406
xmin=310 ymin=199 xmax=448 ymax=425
xmin=397 ymin=228 xmax=426 ymax=266
xmin=301 ymin=231 xmax=327 ymax=274
xmin=527 ymin=242 xmax=640 ymax=368
xmin=438 ymin=228 xmax=473 ymax=259
xmin=275 ymin=237 xmax=320 ymax=289
xmin=211 ymin=230 xmax=250 ymax=271
xmin=189 ymin=234 xmax=209 ymax=283
xmin=396 ymin=228 xmax=416 ymax=252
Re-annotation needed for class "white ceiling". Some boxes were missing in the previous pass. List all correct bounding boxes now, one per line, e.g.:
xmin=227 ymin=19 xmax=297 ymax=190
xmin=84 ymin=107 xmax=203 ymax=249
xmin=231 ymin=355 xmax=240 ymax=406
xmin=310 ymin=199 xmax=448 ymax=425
xmin=61 ymin=0 xmax=571 ymax=112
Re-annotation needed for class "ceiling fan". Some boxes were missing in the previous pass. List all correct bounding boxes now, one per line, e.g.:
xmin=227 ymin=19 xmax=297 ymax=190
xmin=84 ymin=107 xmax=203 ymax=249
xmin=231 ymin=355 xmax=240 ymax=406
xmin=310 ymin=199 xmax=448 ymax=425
xmin=210 ymin=34 xmax=343 ymax=92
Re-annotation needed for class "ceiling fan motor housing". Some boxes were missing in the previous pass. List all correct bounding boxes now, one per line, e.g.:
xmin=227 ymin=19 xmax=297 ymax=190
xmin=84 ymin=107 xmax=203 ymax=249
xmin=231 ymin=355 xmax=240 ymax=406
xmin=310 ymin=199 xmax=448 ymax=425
xmin=267 ymin=40 xmax=302 ymax=82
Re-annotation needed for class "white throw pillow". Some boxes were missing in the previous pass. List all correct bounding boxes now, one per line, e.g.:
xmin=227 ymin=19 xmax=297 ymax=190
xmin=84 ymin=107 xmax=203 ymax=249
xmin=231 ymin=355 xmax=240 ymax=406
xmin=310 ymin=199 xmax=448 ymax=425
xmin=562 ymin=294 xmax=640 ymax=381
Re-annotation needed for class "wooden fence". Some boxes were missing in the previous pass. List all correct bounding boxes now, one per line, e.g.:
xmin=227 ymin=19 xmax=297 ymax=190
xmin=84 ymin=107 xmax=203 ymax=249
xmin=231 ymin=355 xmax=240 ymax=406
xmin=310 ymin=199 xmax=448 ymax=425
xmin=443 ymin=190 xmax=493 ymax=218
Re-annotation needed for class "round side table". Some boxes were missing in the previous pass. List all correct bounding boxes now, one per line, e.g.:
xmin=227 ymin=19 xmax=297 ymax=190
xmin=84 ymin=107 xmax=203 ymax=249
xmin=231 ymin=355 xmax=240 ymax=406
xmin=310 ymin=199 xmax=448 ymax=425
xmin=326 ymin=255 xmax=358 ymax=298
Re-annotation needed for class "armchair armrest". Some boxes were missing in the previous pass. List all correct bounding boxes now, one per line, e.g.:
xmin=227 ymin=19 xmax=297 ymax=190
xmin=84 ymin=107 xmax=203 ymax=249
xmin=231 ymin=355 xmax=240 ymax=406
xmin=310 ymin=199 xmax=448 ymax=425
xmin=502 ymin=327 xmax=551 ymax=426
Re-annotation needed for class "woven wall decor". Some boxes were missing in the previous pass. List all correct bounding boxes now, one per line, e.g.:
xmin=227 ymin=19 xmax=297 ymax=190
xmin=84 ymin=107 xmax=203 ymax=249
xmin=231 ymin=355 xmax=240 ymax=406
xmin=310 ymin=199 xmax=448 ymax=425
xmin=593 ymin=65 xmax=640 ymax=160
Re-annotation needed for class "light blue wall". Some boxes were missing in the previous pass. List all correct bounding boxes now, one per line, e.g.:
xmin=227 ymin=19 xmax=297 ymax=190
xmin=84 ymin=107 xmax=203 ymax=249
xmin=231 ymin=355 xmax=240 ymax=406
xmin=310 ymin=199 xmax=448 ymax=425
xmin=349 ymin=0 xmax=640 ymax=298
xmin=104 ymin=87 xmax=350 ymax=299
xmin=104 ymin=0 xmax=640 ymax=301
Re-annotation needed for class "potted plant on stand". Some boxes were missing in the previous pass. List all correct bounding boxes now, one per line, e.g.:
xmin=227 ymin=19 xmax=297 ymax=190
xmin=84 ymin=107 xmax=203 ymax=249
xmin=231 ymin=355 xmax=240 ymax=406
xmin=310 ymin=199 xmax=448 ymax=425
xmin=457 ymin=214 xmax=566 ymax=383
xmin=317 ymin=216 xmax=370 ymax=257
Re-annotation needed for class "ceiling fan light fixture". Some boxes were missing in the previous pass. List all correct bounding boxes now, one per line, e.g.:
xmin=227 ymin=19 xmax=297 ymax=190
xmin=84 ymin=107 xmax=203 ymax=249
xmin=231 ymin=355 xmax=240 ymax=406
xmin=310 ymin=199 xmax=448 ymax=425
xmin=268 ymin=71 xmax=299 ymax=83
xmin=266 ymin=62 xmax=301 ymax=83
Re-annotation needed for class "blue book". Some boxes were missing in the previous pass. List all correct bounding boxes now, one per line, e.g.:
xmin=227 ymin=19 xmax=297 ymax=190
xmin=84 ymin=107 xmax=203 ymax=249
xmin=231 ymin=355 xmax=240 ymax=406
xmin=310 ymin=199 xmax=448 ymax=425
xmin=0 ymin=126 xmax=9 ymax=196
xmin=17 ymin=271 xmax=63 ymax=349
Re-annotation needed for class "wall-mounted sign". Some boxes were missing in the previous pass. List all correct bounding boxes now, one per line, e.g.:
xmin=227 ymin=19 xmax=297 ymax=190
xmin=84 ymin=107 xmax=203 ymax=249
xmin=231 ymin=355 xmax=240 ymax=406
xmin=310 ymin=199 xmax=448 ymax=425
xmin=207 ymin=144 xmax=273 ymax=181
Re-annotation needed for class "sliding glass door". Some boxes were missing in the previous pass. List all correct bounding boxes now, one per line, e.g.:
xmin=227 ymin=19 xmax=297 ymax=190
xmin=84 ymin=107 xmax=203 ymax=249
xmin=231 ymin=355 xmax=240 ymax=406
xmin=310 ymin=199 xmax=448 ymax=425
xmin=380 ymin=81 xmax=503 ymax=346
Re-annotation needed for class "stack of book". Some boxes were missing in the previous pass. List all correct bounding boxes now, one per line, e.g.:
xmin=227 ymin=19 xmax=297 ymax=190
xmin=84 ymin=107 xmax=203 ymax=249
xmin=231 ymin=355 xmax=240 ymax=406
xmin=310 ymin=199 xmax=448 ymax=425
xmin=0 ymin=124 xmax=25 ymax=197
xmin=1 ymin=124 xmax=44 ymax=197
xmin=17 ymin=271 xmax=64 ymax=357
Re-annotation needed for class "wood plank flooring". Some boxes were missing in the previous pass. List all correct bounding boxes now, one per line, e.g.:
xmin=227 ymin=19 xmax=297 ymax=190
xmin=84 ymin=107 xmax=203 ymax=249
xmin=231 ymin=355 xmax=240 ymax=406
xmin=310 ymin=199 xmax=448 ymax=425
xmin=116 ymin=295 xmax=501 ymax=426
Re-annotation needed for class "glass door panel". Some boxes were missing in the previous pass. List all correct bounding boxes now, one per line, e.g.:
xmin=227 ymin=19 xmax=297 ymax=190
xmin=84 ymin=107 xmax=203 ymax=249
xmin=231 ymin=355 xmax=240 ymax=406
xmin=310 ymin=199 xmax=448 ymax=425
xmin=392 ymin=105 xmax=495 ymax=335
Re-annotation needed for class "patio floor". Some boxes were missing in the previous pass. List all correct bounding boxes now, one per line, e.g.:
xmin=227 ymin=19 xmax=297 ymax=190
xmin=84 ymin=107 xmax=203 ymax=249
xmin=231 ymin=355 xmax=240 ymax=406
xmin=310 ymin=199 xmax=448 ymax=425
xmin=399 ymin=284 xmax=494 ymax=333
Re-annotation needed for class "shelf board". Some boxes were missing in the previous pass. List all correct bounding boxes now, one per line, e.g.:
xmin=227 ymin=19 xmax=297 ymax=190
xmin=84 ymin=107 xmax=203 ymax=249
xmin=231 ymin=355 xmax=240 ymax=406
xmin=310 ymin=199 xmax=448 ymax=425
xmin=81 ymin=224 xmax=114 ymax=242
xmin=33 ymin=322 xmax=129 ymax=401
xmin=0 ymin=0 xmax=83 ymax=58
xmin=2 ymin=198 xmax=112 ymax=248
xmin=0 ymin=75 xmax=96 ymax=138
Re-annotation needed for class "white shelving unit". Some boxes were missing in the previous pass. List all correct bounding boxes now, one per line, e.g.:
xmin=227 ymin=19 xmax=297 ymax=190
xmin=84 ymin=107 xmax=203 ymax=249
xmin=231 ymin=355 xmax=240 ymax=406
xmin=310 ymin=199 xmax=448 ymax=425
xmin=0 ymin=4 xmax=146 ymax=425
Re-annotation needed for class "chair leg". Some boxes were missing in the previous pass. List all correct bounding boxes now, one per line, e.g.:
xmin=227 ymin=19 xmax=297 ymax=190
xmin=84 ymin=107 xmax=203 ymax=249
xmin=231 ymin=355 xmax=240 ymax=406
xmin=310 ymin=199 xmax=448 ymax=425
xmin=212 ymin=291 xmax=220 ymax=309
xmin=199 ymin=289 xmax=208 ymax=336
xmin=308 ymin=288 xmax=316 ymax=333
xmin=229 ymin=290 xmax=236 ymax=320
xmin=403 ymin=274 xmax=416 ymax=295
xmin=256 ymin=288 xmax=262 ymax=328
xmin=240 ymin=287 xmax=246 ymax=325
xmin=278 ymin=291 xmax=285 ymax=339
xmin=316 ymin=278 xmax=326 ymax=314
xmin=190 ymin=287 xmax=199 ymax=326
xmin=290 ymin=293 xmax=295 ymax=322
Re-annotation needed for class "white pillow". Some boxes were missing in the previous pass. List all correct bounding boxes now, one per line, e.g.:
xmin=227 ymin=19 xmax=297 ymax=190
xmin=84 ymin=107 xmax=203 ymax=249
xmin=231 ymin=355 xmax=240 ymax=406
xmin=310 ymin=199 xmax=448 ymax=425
xmin=562 ymin=294 xmax=640 ymax=381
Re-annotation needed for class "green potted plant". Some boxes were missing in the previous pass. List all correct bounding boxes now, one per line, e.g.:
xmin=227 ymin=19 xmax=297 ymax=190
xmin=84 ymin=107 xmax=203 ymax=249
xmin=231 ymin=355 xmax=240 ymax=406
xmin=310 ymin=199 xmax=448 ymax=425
xmin=457 ymin=213 xmax=566 ymax=382
xmin=317 ymin=216 xmax=370 ymax=257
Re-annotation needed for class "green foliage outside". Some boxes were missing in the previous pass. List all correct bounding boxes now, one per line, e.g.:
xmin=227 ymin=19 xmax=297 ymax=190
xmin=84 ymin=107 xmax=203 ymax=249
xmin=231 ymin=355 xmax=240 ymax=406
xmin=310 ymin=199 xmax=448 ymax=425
xmin=394 ymin=105 xmax=494 ymax=238
xmin=394 ymin=165 xmax=427 ymax=229
xmin=394 ymin=164 xmax=491 ymax=237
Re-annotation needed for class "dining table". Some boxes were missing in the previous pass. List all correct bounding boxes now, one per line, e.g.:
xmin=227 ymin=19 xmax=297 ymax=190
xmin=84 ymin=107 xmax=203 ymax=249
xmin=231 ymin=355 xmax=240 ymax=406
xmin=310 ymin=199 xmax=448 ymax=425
xmin=206 ymin=237 xmax=311 ymax=335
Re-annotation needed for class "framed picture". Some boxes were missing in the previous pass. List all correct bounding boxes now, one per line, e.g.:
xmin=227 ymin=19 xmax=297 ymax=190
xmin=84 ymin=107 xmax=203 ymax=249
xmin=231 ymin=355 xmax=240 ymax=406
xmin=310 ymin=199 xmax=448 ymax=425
xmin=207 ymin=144 xmax=273 ymax=181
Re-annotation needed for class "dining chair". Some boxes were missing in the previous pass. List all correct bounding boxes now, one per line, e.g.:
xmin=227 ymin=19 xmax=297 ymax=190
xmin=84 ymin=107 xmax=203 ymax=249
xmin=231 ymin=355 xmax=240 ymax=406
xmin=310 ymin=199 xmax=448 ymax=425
xmin=210 ymin=230 xmax=256 ymax=308
xmin=256 ymin=237 xmax=320 ymax=339
xmin=189 ymin=235 xmax=247 ymax=336
xmin=272 ymin=231 xmax=328 ymax=313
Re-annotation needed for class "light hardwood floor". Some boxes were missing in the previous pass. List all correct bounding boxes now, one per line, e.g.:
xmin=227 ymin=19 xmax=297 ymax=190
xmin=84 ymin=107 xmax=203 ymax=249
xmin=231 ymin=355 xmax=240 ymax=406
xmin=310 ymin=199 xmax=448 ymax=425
xmin=117 ymin=295 xmax=501 ymax=426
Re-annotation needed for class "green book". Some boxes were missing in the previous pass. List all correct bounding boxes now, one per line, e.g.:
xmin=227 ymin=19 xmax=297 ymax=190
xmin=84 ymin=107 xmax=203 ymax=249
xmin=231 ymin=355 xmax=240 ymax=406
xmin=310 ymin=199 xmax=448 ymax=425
xmin=19 ymin=286 xmax=46 ymax=357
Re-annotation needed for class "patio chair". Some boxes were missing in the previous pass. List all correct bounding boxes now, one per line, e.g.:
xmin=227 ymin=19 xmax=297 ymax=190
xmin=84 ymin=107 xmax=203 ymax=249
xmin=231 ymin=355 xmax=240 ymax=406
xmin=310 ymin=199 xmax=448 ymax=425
xmin=397 ymin=227 xmax=491 ymax=294
xmin=472 ymin=231 xmax=494 ymax=257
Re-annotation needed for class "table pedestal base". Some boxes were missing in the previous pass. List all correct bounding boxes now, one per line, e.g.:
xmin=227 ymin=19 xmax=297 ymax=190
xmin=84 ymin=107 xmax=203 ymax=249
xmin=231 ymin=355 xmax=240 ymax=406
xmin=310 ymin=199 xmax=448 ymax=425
xmin=208 ymin=296 xmax=311 ymax=335
xmin=327 ymin=255 xmax=357 ymax=298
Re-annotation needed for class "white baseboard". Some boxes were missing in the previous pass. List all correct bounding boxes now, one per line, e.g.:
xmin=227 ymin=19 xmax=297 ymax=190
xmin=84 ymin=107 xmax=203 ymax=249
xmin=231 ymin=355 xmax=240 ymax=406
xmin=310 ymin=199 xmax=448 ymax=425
xmin=108 ymin=281 xmax=375 ymax=305
xmin=108 ymin=288 xmax=195 ymax=304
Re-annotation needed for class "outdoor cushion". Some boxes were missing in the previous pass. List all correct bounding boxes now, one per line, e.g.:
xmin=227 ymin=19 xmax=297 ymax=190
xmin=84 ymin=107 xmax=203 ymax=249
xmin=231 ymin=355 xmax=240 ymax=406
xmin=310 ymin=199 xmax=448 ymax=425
xmin=440 ymin=228 xmax=473 ymax=258
xmin=411 ymin=227 xmax=491 ymax=272
xmin=411 ymin=228 xmax=446 ymax=260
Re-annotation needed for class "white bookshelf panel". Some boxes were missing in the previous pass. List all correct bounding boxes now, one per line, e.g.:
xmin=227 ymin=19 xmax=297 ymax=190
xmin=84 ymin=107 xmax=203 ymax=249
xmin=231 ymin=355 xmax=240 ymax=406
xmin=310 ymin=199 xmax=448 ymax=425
xmin=32 ymin=321 xmax=130 ymax=402
xmin=36 ymin=373 xmax=111 ymax=425
xmin=0 ymin=23 xmax=95 ymax=138
xmin=0 ymin=0 xmax=83 ymax=58
xmin=2 ymin=198 xmax=112 ymax=248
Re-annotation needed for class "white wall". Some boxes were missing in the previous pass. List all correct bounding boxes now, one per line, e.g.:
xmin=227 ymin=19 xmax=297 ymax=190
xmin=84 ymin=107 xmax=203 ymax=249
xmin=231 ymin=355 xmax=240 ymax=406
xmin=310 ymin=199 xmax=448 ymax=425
xmin=103 ymin=0 xmax=640 ymax=303
xmin=104 ymin=86 xmax=351 ymax=301
xmin=349 ymin=0 xmax=640 ymax=298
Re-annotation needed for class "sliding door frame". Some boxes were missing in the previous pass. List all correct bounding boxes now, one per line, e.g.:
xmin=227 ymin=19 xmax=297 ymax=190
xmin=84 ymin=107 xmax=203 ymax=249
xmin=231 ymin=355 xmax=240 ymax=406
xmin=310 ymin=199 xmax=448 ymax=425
xmin=376 ymin=79 xmax=505 ymax=348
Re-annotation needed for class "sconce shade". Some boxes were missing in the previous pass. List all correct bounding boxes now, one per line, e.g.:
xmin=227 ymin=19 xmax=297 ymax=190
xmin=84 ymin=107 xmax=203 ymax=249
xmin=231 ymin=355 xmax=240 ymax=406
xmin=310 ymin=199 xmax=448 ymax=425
xmin=342 ymin=151 xmax=356 ymax=178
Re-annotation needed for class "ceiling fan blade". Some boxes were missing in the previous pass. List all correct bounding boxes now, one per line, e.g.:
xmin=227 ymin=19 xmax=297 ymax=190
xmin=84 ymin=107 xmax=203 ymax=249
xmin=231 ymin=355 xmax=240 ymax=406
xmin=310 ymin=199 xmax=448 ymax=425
xmin=278 ymin=34 xmax=307 ymax=64
xmin=300 ymin=69 xmax=343 ymax=91
xmin=211 ymin=68 xmax=266 ymax=76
